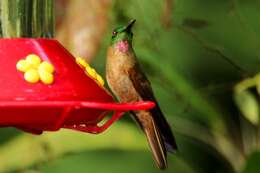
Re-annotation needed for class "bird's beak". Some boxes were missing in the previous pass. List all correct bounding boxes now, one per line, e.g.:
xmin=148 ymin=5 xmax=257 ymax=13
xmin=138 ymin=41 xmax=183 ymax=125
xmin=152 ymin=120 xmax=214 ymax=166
xmin=124 ymin=19 xmax=136 ymax=32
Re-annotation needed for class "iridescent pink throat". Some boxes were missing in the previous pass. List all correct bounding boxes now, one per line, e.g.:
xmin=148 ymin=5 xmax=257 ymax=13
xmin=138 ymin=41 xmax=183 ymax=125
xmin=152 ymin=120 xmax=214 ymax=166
xmin=115 ymin=40 xmax=129 ymax=53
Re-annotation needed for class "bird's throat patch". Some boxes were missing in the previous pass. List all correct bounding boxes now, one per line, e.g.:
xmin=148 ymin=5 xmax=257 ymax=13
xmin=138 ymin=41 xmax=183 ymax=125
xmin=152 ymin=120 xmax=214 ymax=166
xmin=116 ymin=40 xmax=129 ymax=53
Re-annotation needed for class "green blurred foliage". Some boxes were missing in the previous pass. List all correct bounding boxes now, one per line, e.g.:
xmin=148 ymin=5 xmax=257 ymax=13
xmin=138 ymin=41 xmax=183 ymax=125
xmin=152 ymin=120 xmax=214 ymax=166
xmin=39 ymin=150 xmax=194 ymax=173
xmin=242 ymin=151 xmax=260 ymax=173
xmin=1 ymin=0 xmax=260 ymax=173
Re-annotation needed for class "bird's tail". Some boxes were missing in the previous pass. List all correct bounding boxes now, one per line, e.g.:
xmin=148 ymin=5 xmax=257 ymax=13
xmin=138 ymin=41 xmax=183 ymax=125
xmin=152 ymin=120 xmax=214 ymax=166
xmin=145 ymin=117 xmax=168 ymax=169
xmin=150 ymin=101 xmax=178 ymax=153
xmin=132 ymin=103 xmax=177 ymax=169
xmin=133 ymin=111 xmax=168 ymax=169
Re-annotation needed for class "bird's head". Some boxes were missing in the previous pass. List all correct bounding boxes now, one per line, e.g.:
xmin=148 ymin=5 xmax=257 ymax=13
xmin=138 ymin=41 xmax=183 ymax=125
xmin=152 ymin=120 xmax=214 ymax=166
xmin=110 ymin=19 xmax=136 ymax=52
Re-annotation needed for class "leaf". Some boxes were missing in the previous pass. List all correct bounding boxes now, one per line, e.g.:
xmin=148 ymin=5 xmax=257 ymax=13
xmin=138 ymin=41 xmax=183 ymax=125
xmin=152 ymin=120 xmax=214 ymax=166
xmin=234 ymin=90 xmax=259 ymax=125
xmin=173 ymin=0 xmax=260 ymax=74
xmin=242 ymin=151 xmax=260 ymax=173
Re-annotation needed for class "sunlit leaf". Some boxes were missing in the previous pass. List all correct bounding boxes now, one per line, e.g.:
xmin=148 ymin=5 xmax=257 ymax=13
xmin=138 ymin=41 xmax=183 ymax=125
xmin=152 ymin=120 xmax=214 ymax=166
xmin=234 ymin=90 xmax=259 ymax=125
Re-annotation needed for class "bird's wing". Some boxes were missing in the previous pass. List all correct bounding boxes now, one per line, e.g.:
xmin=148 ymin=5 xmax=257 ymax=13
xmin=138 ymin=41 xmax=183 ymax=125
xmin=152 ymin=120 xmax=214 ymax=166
xmin=128 ymin=63 xmax=177 ymax=152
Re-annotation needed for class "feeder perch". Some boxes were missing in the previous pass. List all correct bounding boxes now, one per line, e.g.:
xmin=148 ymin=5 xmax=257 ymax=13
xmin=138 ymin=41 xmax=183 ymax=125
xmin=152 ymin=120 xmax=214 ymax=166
xmin=0 ymin=39 xmax=155 ymax=135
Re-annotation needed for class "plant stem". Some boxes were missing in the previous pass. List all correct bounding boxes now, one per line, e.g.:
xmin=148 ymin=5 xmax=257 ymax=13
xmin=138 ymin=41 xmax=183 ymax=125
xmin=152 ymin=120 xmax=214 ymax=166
xmin=0 ymin=0 xmax=54 ymax=38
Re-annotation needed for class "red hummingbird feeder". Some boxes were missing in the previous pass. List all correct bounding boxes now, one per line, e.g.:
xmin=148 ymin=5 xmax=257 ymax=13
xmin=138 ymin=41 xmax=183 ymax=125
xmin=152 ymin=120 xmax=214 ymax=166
xmin=0 ymin=38 xmax=155 ymax=135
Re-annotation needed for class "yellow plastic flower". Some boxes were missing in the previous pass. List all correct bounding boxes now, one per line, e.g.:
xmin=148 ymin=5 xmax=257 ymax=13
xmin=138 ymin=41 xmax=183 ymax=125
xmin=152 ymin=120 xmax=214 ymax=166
xmin=16 ymin=59 xmax=30 ymax=72
xmin=26 ymin=54 xmax=41 ymax=68
xmin=38 ymin=61 xmax=55 ymax=73
xmin=76 ymin=57 xmax=89 ymax=68
xmin=16 ymin=54 xmax=55 ymax=85
xmin=24 ymin=69 xmax=40 ymax=83
xmin=39 ymin=70 xmax=54 ymax=84
xmin=76 ymin=57 xmax=105 ymax=86
xmin=96 ymin=74 xmax=105 ymax=86
xmin=85 ymin=67 xmax=97 ymax=79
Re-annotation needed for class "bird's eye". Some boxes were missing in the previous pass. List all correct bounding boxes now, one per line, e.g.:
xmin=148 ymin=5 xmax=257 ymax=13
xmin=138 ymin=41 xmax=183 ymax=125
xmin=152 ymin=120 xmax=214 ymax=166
xmin=112 ymin=31 xmax=117 ymax=37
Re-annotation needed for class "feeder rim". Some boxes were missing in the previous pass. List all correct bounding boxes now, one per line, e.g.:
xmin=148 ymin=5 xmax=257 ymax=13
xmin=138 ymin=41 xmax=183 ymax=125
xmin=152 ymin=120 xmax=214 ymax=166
xmin=0 ymin=38 xmax=58 ymax=41
xmin=0 ymin=100 xmax=155 ymax=111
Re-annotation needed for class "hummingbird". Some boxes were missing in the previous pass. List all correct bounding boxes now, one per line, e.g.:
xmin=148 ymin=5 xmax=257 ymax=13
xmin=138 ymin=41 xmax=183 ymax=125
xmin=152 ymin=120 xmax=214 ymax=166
xmin=106 ymin=19 xmax=177 ymax=169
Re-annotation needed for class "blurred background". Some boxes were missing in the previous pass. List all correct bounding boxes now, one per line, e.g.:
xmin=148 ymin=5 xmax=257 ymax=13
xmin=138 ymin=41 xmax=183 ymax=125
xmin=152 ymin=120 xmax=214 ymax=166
xmin=1 ymin=0 xmax=260 ymax=173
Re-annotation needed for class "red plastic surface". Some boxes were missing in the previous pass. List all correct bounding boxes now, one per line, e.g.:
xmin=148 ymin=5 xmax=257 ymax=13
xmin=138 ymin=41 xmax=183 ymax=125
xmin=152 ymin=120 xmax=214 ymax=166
xmin=0 ymin=39 xmax=155 ymax=134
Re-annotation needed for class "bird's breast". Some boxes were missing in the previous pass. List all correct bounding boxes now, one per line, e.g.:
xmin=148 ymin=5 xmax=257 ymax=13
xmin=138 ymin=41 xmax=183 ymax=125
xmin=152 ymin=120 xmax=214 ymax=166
xmin=106 ymin=47 xmax=139 ymax=102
